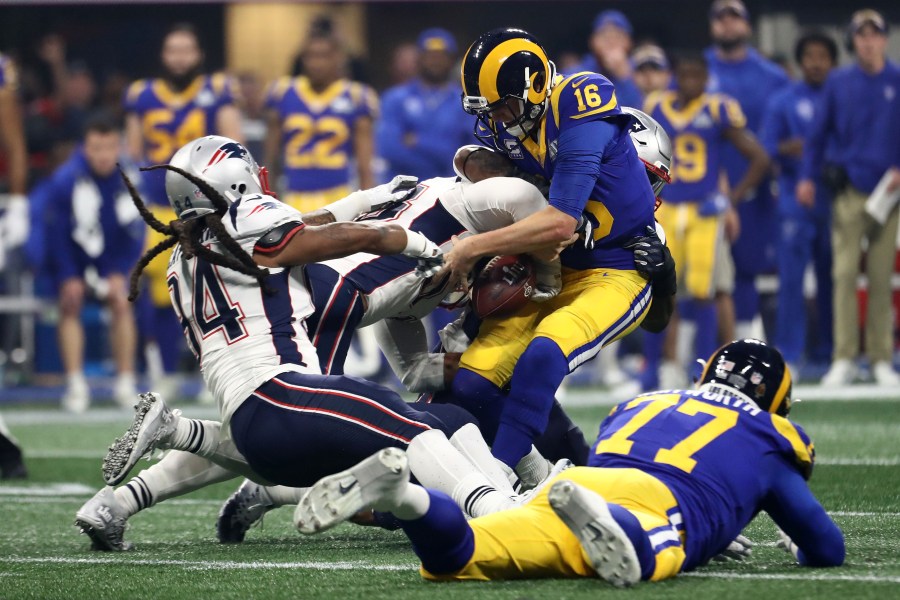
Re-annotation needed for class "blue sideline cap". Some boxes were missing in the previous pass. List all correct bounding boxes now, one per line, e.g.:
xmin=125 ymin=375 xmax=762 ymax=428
xmin=417 ymin=28 xmax=458 ymax=54
xmin=593 ymin=10 xmax=633 ymax=36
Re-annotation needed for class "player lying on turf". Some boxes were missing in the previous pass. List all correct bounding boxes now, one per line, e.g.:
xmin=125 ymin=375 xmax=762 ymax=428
xmin=295 ymin=339 xmax=844 ymax=586
xmin=76 ymin=136 xmax=553 ymax=550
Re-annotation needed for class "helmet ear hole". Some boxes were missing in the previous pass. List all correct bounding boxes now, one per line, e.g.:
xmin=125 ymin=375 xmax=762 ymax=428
xmin=238 ymin=183 xmax=247 ymax=194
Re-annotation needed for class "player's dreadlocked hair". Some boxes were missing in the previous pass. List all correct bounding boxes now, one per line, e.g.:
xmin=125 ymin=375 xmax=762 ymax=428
xmin=119 ymin=164 xmax=272 ymax=302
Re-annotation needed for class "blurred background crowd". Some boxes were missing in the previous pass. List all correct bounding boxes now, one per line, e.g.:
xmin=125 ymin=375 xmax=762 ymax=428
xmin=0 ymin=0 xmax=899 ymax=411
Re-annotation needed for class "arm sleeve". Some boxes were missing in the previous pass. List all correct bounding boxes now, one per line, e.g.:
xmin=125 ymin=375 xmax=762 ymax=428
xmin=762 ymin=455 xmax=845 ymax=567
xmin=372 ymin=318 xmax=447 ymax=392
xmin=800 ymin=77 xmax=834 ymax=181
xmin=547 ymin=119 xmax=616 ymax=219
xmin=758 ymin=95 xmax=784 ymax=159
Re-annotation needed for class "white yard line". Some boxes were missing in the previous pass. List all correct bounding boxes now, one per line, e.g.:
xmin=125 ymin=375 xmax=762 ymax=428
xmin=684 ymin=572 xmax=900 ymax=584
xmin=1 ymin=557 xmax=415 ymax=571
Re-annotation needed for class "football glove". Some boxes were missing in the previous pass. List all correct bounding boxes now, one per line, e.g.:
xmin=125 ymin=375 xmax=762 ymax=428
xmin=711 ymin=534 xmax=754 ymax=562
xmin=775 ymin=528 xmax=801 ymax=561
xmin=575 ymin=213 xmax=595 ymax=250
xmin=324 ymin=176 xmax=419 ymax=222
xmin=403 ymin=229 xmax=444 ymax=278
xmin=624 ymin=225 xmax=676 ymax=296
xmin=531 ymin=259 xmax=562 ymax=303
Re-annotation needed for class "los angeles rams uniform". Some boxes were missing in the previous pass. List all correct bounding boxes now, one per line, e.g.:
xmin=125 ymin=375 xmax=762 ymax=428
xmin=645 ymin=90 xmax=747 ymax=299
xmin=424 ymin=387 xmax=842 ymax=582
xmin=266 ymin=76 xmax=378 ymax=212
xmin=461 ymin=71 xmax=656 ymax=387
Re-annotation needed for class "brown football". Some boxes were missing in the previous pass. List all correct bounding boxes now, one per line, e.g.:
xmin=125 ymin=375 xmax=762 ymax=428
xmin=471 ymin=255 xmax=536 ymax=319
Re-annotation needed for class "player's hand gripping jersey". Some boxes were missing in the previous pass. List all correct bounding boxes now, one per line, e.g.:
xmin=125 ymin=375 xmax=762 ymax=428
xmin=166 ymin=194 xmax=320 ymax=425
xmin=477 ymin=71 xmax=656 ymax=270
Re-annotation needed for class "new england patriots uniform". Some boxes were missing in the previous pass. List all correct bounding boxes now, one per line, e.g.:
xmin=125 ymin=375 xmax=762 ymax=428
xmin=645 ymin=90 xmax=746 ymax=300
xmin=166 ymin=194 xmax=464 ymax=487
xmin=266 ymin=76 xmax=378 ymax=211
xmin=417 ymin=388 xmax=843 ymax=582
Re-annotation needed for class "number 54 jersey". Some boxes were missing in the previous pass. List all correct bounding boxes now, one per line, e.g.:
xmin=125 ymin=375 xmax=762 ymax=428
xmin=588 ymin=388 xmax=815 ymax=571
xmin=166 ymin=195 xmax=321 ymax=426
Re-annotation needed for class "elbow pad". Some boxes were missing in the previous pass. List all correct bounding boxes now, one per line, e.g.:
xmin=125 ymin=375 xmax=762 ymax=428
xmin=255 ymin=221 xmax=304 ymax=254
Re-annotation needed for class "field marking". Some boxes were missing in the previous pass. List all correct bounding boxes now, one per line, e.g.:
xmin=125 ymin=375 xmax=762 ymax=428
xmin=684 ymin=572 xmax=900 ymax=584
xmin=3 ymin=557 xmax=900 ymax=584
xmin=0 ymin=483 xmax=94 ymax=496
xmin=1 ymin=557 xmax=415 ymax=571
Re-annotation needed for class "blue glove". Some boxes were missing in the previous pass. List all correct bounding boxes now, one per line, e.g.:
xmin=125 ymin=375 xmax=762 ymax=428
xmin=698 ymin=192 xmax=730 ymax=217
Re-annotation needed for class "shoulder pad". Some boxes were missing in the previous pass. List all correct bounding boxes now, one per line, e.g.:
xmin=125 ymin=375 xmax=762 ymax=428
xmin=771 ymin=415 xmax=815 ymax=480
xmin=255 ymin=221 xmax=305 ymax=254
xmin=551 ymin=72 xmax=620 ymax=128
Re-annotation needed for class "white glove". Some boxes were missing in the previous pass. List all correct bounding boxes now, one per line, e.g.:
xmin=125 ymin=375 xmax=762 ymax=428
xmin=711 ymin=534 xmax=754 ymax=562
xmin=324 ymin=176 xmax=419 ymax=222
xmin=438 ymin=310 xmax=475 ymax=353
xmin=775 ymin=528 xmax=800 ymax=562
xmin=1 ymin=194 xmax=30 ymax=249
xmin=402 ymin=229 xmax=444 ymax=278
xmin=531 ymin=258 xmax=561 ymax=303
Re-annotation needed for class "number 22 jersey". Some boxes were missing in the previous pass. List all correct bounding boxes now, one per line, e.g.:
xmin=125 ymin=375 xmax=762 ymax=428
xmin=166 ymin=195 xmax=320 ymax=427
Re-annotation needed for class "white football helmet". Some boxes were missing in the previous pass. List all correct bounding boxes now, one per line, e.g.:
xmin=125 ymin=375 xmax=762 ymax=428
xmin=622 ymin=107 xmax=672 ymax=196
xmin=165 ymin=136 xmax=272 ymax=220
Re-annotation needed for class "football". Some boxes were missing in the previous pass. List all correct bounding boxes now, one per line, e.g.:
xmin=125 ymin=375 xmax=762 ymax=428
xmin=471 ymin=254 xmax=536 ymax=319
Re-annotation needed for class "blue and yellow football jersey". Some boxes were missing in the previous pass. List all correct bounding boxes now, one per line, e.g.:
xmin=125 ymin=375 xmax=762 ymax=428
xmin=0 ymin=53 xmax=17 ymax=91
xmin=645 ymin=91 xmax=747 ymax=203
xmin=266 ymin=76 xmax=378 ymax=195
xmin=480 ymin=72 xmax=656 ymax=271
xmin=589 ymin=388 xmax=815 ymax=571
xmin=124 ymin=73 xmax=237 ymax=196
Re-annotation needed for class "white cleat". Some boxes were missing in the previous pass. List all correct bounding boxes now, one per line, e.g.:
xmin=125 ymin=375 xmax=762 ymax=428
xmin=872 ymin=361 xmax=900 ymax=386
xmin=102 ymin=392 xmax=179 ymax=486
xmin=821 ymin=359 xmax=858 ymax=387
xmin=74 ymin=486 xmax=133 ymax=551
xmin=113 ymin=375 xmax=139 ymax=410
xmin=61 ymin=379 xmax=90 ymax=414
xmin=548 ymin=480 xmax=641 ymax=588
xmin=216 ymin=479 xmax=275 ymax=543
xmin=294 ymin=448 xmax=409 ymax=535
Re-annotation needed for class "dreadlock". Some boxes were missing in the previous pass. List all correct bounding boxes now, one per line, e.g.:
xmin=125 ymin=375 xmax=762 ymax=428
xmin=121 ymin=163 xmax=273 ymax=302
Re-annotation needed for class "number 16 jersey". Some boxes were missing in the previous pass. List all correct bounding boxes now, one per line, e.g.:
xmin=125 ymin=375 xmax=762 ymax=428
xmin=166 ymin=195 xmax=321 ymax=427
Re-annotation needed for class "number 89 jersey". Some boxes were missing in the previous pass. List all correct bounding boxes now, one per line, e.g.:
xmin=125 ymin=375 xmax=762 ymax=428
xmin=166 ymin=195 xmax=321 ymax=425
xmin=589 ymin=388 xmax=815 ymax=571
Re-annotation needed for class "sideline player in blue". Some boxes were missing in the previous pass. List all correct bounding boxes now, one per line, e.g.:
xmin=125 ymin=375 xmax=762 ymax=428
xmin=297 ymin=339 xmax=845 ymax=586
xmin=704 ymin=0 xmax=790 ymax=335
xmin=376 ymin=28 xmax=473 ymax=182
xmin=445 ymin=28 xmax=658 ymax=471
xmin=760 ymin=32 xmax=838 ymax=373
xmin=264 ymin=29 xmax=379 ymax=212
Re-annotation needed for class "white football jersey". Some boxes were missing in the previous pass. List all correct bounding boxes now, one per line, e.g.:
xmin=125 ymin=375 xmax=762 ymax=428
xmin=167 ymin=194 xmax=320 ymax=426
xmin=322 ymin=175 xmax=548 ymax=326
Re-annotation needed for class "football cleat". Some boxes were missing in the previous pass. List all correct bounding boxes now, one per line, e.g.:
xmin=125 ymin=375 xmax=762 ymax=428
xmin=102 ymin=392 xmax=179 ymax=486
xmin=75 ymin=486 xmax=133 ymax=552
xmin=548 ymin=480 xmax=641 ymax=587
xmin=294 ymin=448 xmax=409 ymax=535
xmin=216 ymin=479 xmax=275 ymax=543
xmin=516 ymin=457 xmax=573 ymax=506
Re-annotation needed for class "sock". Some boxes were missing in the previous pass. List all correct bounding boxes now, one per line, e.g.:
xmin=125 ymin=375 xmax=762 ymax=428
xmin=407 ymin=429 xmax=514 ymax=518
xmin=375 ymin=482 xmax=430 ymax=520
xmin=113 ymin=451 xmax=239 ymax=518
xmin=608 ymin=503 xmax=656 ymax=581
xmin=533 ymin=399 xmax=590 ymax=465
xmin=168 ymin=418 xmax=220 ymax=456
xmin=449 ymin=369 xmax=506 ymax=443
xmin=66 ymin=373 xmax=88 ymax=391
xmin=691 ymin=300 xmax=718 ymax=360
xmin=264 ymin=485 xmax=305 ymax=507
xmin=400 ymin=489 xmax=475 ymax=575
xmin=515 ymin=446 xmax=551 ymax=489
xmin=640 ymin=330 xmax=664 ymax=390
xmin=449 ymin=423 xmax=515 ymax=494
xmin=493 ymin=337 xmax=568 ymax=468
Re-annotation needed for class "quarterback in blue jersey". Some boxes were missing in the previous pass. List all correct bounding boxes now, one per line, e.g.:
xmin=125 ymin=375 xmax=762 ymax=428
xmin=297 ymin=339 xmax=844 ymax=585
xmin=264 ymin=30 xmax=379 ymax=212
xmin=376 ymin=29 xmax=473 ymax=181
xmin=123 ymin=23 xmax=244 ymax=378
xmin=445 ymin=28 xmax=658 ymax=471
xmin=705 ymin=0 xmax=790 ymax=330
xmin=760 ymin=32 xmax=837 ymax=369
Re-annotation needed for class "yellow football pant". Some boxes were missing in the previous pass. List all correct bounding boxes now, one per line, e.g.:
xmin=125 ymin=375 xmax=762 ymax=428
xmin=422 ymin=467 xmax=686 ymax=582
xmin=283 ymin=184 xmax=352 ymax=213
xmin=460 ymin=268 xmax=651 ymax=387
xmin=655 ymin=202 xmax=721 ymax=300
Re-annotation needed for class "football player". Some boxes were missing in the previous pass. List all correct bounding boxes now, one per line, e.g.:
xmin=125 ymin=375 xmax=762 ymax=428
xmin=123 ymin=23 xmax=243 ymax=389
xmin=296 ymin=339 xmax=845 ymax=585
xmin=264 ymin=29 xmax=379 ymax=212
xmin=74 ymin=136 xmax=540 ymax=551
xmin=445 ymin=28 xmax=659 ymax=472
xmin=642 ymin=52 xmax=769 ymax=387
